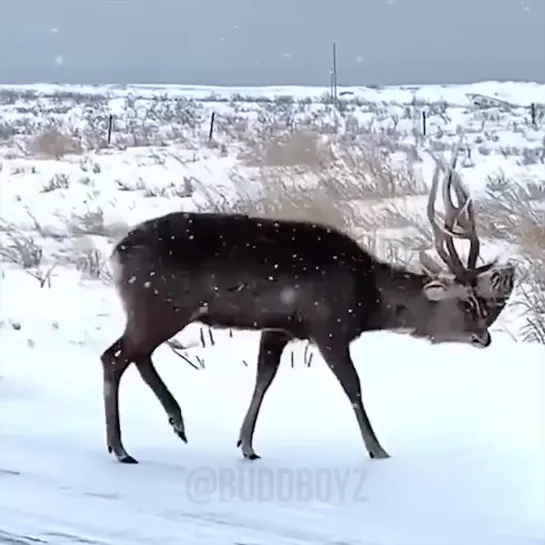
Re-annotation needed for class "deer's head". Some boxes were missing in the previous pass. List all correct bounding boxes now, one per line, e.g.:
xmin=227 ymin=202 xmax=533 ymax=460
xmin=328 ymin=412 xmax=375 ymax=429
xmin=412 ymin=146 xmax=515 ymax=348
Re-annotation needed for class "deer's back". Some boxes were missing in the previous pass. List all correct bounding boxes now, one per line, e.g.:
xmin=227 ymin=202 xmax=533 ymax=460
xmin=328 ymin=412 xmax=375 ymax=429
xmin=116 ymin=211 xmax=374 ymax=275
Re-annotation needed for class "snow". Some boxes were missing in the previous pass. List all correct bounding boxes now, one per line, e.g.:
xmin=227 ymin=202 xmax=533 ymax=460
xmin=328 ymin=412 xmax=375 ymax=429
xmin=1 ymin=311 xmax=543 ymax=544
xmin=1 ymin=80 xmax=544 ymax=107
xmin=0 ymin=80 xmax=544 ymax=545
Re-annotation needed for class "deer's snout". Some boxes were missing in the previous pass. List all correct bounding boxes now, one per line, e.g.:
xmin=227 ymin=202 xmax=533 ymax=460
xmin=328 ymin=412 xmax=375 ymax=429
xmin=470 ymin=330 xmax=491 ymax=348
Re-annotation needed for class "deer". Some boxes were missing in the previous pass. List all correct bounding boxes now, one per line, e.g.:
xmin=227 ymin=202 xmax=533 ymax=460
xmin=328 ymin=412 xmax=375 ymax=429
xmin=101 ymin=145 xmax=515 ymax=464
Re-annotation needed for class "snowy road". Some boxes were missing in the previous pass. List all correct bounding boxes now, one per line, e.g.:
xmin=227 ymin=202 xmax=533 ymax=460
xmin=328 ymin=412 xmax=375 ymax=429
xmin=1 ymin=324 xmax=543 ymax=545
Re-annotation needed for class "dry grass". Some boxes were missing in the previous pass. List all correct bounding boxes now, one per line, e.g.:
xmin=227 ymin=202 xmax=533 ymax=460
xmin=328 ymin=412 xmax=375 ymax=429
xmin=28 ymin=129 xmax=83 ymax=159
xmin=324 ymin=141 xmax=428 ymax=199
xmin=0 ymin=226 xmax=55 ymax=287
xmin=240 ymin=130 xmax=329 ymax=168
xmin=197 ymin=136 xmax=429 ymax=244
xmin=70 ymin=237 xmax=113 ymax=283
xmin=477 ymin=176 xmax=545 ymax=343
xmin=239 ymin=130 xmax=427 ymax=197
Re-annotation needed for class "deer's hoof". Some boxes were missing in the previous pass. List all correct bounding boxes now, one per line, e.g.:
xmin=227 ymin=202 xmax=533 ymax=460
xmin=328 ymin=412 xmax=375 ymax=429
xmin=118 ymin=454 xmax=139 ymax=464
xmin=173 ymin=429 xmax=187 ymax=443
xmin=108 ymin=445 xmax=139 ymax=464
xmin=169 ymin=418 xmax=187 ymax=443
xmin=238 ymin=436 xmax=261 ymax=459
xmin=243 ymin=452 xmax=261 ymax=461
xmin=369 ymin=449 xmax=390 ymax=460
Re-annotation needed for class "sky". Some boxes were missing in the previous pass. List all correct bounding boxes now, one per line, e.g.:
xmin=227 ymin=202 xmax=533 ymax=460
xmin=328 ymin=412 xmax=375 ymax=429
xmin=1 ymin=0 xmax=544 ymax=85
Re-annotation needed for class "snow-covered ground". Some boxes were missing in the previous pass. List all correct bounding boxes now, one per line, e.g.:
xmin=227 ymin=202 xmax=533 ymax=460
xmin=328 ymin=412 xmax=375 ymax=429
xmin=0 ymin=81 xmax=544 ymax=545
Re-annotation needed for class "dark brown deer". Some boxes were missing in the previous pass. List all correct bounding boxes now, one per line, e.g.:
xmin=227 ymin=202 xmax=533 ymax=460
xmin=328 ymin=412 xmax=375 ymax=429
xmin=101 ymin=148 xmax=515 ymax=464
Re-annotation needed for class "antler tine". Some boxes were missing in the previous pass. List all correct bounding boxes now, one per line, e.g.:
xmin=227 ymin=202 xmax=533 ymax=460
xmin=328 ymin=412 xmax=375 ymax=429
xmin=438 ymin=143 xmax=482 ymax=270
xmin=441 ymin=156 xmax=470 ymax=278
xmin=447 ymin=163 xmax=481 ymax=269
xmin=434 ymin=145 xmax=491 ymax=273
xmin=446 ymin=144 xmax=499 ymax=273
xmin=430 ymin=148 xmax=471 ymax=238
xmin=444 ymin=144 xmax=467 ymax=230
xmin=424 ymin=158 xmax=466 ymax=278
xmin=426 ymin=150 xmax=469 ymax=280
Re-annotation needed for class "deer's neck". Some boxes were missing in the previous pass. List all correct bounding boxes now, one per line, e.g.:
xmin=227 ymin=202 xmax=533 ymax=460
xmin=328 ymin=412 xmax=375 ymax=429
xmin=372 ymin=261 xmax=429 ymax=332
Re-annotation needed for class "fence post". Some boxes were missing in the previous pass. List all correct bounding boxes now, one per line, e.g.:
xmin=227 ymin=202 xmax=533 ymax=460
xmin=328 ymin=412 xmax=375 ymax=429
xmin=331 ymin=42 xmax=338 ymax=106
xmin=208 ymin=112 xmax=216 ymax=141
xmin=422 ymin=111 xmax=427 ymax=136
xmin=530 ymin=103 xmax=536 ymax=127
xmin=107 ymin=114 xmax=114 ymax=145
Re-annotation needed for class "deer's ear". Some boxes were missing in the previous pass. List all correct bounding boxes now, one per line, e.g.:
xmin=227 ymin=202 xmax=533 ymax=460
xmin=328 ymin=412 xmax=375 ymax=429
xmin=418 ymin=250 xmax=443 ymax=278
xmin=423 ymin=279 xmax=449 ymax=301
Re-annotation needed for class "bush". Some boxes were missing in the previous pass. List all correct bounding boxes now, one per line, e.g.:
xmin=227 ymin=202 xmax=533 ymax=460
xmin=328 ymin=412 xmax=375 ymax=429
xmin=478 ymin=176 xmax=545 ymax=343
xmin=29 ymin=129 xmax=82 ymax=159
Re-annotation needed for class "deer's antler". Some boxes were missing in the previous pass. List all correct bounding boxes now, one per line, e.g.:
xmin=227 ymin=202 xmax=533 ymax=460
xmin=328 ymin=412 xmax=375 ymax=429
xmin=421 ymin=143 xmax=495 ymax=282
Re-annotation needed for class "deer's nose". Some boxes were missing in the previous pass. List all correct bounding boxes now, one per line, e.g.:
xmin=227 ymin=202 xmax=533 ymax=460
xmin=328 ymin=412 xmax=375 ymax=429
xmin=471 ymin=330 xmax=491 ymax=347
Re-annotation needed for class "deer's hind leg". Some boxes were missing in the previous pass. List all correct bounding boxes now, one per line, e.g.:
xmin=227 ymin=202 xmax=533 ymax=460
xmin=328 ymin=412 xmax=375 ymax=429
xmin=133 ymin=354 xmax=186 ymax=443
xmin=102 ymin=302 xmax=192 ymax=464
xmin=101 ymin=336 xmax=137 ymax=463
xmin=128 ymin=304 xmax=197 ymax=447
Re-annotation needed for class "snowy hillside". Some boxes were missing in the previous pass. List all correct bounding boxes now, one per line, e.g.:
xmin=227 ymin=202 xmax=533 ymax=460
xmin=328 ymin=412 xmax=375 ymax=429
xmin=0 ymin=81 xmax=544 ymax=545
